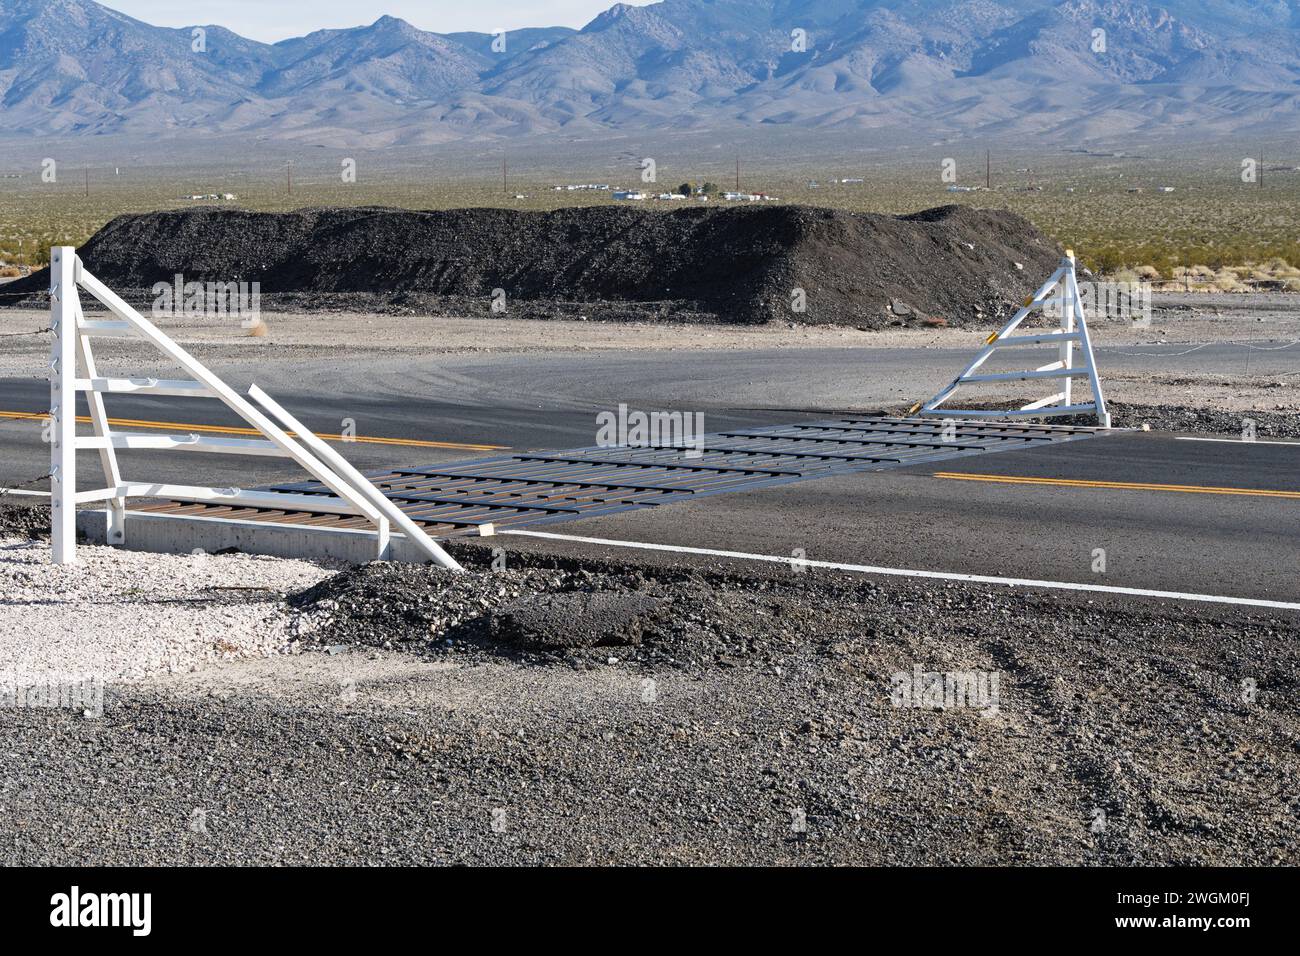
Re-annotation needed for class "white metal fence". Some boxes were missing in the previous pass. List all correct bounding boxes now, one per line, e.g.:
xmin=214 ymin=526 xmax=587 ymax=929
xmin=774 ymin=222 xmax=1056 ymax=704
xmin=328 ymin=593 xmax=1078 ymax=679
xmin=47 ymin=246 xmax=463 ymax=571
xmin=917 ymin=252 xmax=1110 ymax=428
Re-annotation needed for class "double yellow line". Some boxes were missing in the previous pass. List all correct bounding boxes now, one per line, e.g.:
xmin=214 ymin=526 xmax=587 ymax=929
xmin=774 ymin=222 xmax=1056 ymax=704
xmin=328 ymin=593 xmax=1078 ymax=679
xmin=934 ymin=471 xmax=1300 ymax=500
xmin=0 ymin=410 xmax=505 ymax=452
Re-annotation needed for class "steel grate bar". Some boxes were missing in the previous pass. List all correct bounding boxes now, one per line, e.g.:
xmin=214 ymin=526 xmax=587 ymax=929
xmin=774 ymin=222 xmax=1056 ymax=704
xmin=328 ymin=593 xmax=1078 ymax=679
xmin=142 ymin=415 xmax=1098 ymax=539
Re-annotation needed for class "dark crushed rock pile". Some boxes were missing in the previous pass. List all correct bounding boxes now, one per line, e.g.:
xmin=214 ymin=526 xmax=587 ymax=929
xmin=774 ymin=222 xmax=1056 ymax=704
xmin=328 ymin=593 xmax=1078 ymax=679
xmin=274 ymin=550 xmax=1300 ymax=864
xmin=0 ymin=499 xmax=48 ymax=539
xmin=286 ymin=548 xmax=1300 ymax=678
xmin=949 ymin=401 xmax=1300 ymax=437
xmin=8 ymin=204 xmax=1061 ymax=327
xmin=491 ymin=591 xmax=668 ymax=649
xmin=1103 ymin=402 xmax=1300 ymax=438
xmin=288 ymin=558 xmax=757 ymax=664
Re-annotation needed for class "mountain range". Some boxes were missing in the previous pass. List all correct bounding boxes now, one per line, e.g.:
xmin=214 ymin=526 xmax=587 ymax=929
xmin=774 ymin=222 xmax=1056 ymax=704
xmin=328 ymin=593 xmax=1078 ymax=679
xmin=3 ymin=0 xmax=1300 ymax=145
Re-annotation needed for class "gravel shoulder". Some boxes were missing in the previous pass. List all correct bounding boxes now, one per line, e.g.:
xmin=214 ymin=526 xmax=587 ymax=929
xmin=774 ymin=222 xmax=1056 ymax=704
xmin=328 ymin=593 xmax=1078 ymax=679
xmin=2 ymin=542 xmax=1297 ymax=865
xmin=0 ymin=537 xmax=333 ymax=683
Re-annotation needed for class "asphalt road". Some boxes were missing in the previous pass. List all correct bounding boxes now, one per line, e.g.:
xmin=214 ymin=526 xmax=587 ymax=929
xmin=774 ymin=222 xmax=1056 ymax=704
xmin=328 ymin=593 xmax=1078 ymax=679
xmin=2 ymin=341 xmax=1297 ymax=603
xmin=1 ymin=336 xmax=1296 ymax=487
xmin=0 ymin=374 xmax=827 ymax=489
xmin=492 ymin=430 xmax=1300 ymax=603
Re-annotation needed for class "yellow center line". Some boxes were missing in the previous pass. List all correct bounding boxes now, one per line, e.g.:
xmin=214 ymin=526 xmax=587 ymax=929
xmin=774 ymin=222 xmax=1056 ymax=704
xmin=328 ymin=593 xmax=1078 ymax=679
xmin=0 ymin=410 xmax=506 ymax=452
xmin=934 ymin=471 xmax=1300 ymax=500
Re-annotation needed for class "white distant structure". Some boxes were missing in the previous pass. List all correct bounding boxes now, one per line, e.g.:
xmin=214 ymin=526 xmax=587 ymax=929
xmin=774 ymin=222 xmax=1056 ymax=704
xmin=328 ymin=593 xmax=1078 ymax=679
xmin=656 ymin=192 xmax=686 ymax=201
xmin=722 ymin=192 xmax=779 ymax=201
xmin=1157 ymin=186 xmax=1175 ymax=193
xmin=555 ymin=183 xmax=611 ymax=191
xmin=613 ymin=190 xmax=646 ymax=201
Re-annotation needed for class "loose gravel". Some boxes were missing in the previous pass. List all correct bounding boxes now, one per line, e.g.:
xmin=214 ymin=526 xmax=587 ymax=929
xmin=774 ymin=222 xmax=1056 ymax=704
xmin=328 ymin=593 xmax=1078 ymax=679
xmin=3 ymin=547 xmax=1297 ymax=865
xmin=0 ymin=538 xmax=332 ymax=682
xmin=946 ymin=401 xmax=1300 ymax=437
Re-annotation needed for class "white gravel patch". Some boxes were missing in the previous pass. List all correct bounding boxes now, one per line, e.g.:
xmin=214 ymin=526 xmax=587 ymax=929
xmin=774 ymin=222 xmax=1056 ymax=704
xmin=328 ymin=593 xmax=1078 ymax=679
xmin=0 ymin=538 xmax=333 ymax=684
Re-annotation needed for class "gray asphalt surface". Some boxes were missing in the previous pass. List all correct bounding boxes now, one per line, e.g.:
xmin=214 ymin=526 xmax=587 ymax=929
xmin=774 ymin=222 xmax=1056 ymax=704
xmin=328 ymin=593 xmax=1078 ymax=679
xmin=2 ymin=342 xmax=1296 ymax=599
xmin=1 ymin=336 xmax=1296 ymax=485
xmin=495 ymin=431 xmax=1300 ymax=603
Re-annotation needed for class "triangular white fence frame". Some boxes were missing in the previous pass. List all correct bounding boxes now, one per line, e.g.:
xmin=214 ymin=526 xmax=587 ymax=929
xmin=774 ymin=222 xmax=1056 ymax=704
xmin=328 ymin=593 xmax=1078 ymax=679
xmin=917 ymin=251 xmax=1110 ymax=428
xmin=47 ymin=246 xmax=463 ymax=570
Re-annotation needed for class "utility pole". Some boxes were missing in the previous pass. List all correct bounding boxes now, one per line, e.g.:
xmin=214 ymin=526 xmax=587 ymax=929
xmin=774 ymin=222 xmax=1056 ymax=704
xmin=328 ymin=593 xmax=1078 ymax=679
xmin=735 ymin=154 xmax=740 ymax=192
xmin=986 ymin=150 xmax=991 ymax=189
xmin=1260 ymin=147 xmax=1264 ymax=189
xmin=84 ymin=168 xmax=89 ymax=197
xmin=503 ymin=156 xmax=507 ymax=194
xmin=285 ymin=160 xmax=294 ymax=196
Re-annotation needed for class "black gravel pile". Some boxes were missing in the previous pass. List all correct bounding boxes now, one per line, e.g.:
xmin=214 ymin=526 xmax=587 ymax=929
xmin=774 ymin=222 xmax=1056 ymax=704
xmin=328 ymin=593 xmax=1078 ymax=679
xmin=944 ymin=401 xmax=1300 ymax=437
xmin=7 ymin=204 xmax=1061 ymax=327
xmin=0 ymin=499 xmax=48 ymax=539
xmin=1101 ymin=402 xmax=1300 ymax=437
xmin=288 ymin=558 xmax=757 ymax=664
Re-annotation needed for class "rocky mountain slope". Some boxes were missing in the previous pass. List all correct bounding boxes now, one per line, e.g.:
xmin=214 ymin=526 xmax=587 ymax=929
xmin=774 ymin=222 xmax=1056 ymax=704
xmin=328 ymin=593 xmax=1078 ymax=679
xmin=2 ymin=0 xmax=1298 ymax=143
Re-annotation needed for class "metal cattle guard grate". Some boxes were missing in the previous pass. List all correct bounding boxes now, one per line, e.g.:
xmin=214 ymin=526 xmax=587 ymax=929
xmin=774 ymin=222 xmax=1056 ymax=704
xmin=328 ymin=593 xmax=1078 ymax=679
xmin=46 ymin=246 xmax=463 ymax=569
xmin=132 ymin=417 xmax=1098 ymax=539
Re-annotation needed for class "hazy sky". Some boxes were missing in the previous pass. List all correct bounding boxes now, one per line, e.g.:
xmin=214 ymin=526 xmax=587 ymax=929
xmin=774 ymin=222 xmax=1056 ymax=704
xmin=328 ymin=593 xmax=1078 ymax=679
xmin=104 ymin=1 xmax=656 ymax=42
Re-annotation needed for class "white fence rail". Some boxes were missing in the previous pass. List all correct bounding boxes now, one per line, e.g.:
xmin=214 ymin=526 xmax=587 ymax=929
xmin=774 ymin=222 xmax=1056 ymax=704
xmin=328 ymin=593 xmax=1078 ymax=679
xmin=47 ymin=246 xmax=462 ymax=571
xmin=916 ymin=251 xmax=1110 ymax=428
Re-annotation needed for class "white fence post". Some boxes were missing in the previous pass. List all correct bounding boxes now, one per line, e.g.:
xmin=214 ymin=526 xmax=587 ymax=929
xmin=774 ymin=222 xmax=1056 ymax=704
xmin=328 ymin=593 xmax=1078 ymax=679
xmin=917 ymin=251 xmax=1110 ymax=427
xmin=45 ymin=248 xmax=467 ymax=570
xmin=49 ymin=247 xmax=77 ymax=564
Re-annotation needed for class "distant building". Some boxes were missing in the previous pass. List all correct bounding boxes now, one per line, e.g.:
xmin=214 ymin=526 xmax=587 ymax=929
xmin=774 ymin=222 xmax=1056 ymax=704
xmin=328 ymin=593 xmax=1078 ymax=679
xmin=613 ymin=190 xmax=646 ymax=200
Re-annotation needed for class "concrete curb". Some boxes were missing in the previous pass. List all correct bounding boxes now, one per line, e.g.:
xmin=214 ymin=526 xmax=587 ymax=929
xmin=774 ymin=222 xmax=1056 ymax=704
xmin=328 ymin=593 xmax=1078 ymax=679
xmin=75 ymin=509 xmax=431 ymax=564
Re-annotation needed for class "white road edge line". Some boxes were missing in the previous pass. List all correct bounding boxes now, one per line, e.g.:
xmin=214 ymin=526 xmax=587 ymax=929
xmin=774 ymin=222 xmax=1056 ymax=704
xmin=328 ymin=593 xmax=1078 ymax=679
xmin=499 ymin=529 xmax=1300 ymax=612
xmin=1175 ymin=437 xmax=1300 ymax=447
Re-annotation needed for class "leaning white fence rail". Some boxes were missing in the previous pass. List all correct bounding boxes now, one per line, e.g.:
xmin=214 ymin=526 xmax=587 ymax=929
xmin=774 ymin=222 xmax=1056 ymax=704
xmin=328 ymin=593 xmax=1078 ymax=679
xmin=47 ymin=246 xmax=463 ymax=570
xmin=915 ymin=250 xmax=1110 ymax=428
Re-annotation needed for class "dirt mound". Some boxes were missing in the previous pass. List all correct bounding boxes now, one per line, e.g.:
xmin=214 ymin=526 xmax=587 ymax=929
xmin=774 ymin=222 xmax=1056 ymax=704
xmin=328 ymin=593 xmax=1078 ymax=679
xmin=287 ymin=556 xmax=773 ymax=662
xmin=10 ymin=204 xmax=1061 ymax=326
xmin=491 ymin=591 xmax=668 ymax=649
